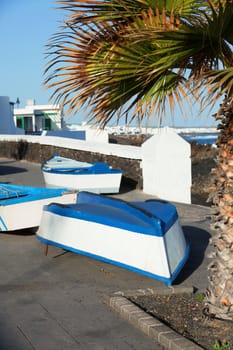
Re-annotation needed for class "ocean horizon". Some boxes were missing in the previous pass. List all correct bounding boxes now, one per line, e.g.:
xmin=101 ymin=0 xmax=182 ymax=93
xmin=179 ymin=132 xmax=218 ymax=145
xmin=67 ymin=123 xmax=219 ymax=145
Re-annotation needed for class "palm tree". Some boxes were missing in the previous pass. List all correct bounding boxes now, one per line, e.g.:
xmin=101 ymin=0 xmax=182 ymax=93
xmin=44 ymin=0 xmax=233 ymax=320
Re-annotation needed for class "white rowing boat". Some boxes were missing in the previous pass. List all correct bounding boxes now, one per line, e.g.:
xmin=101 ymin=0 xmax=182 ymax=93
xmin=37 ymin=191 xmax=189 ymax=285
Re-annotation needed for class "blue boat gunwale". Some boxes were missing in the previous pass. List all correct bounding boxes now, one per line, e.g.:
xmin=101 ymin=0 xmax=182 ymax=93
xmin=0 ymin=184 xmax=74 ymax=205
xmin=41 ymin=153 xmax=123 ymax=175
xmin=41 ymin=154 xmax=91 ymax=169
xmin=43 ymin=191 xmax=179 ymax=236
xmin=42 ymin=166 xmax=123 ymax=175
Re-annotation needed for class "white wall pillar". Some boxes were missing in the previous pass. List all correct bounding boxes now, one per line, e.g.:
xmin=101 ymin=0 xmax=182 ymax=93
xmin=32 ymin=114 xmax=36 ymax=131
xmin=141 ymin=127 xmax=191 ymax=204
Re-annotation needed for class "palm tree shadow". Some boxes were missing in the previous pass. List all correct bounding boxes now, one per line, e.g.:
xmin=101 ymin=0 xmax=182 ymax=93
xmin=174 ymin=225 xmax=211 ymax=284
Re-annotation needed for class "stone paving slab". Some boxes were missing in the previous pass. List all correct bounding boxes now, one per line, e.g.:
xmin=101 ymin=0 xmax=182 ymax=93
xmin=0 ymin=233 xmax=165 ymax=350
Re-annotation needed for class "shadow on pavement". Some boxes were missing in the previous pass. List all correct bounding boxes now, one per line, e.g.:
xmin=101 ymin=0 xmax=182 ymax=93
xmin=1 ymin=227 xmax=38 ymax=236
xmin=174 ymin=225 xmax=211 ymax=285
xmin=0 ymin=164 xmax=27 ymax=175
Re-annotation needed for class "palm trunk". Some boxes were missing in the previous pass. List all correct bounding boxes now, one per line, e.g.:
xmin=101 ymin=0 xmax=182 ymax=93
xmin=205 ymin=96 xmax=233 ymax=320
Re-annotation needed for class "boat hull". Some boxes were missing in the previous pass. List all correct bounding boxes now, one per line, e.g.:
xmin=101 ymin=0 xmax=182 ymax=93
xmin=41 ymin=154 xmax=123 ymax=193
xmin=37 ymin=192 xmax=189 ymax=285
xmin=42 ymin=171 xmax=122 ymax=193
xmin=0 ymin=185 xmax=77 ymax=231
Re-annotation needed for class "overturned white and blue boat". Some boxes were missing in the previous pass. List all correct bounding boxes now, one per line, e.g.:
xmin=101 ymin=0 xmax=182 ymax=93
xmin=41 ymin=153 xmax=123 ymax=194
xmin=0 ymin=183 xmax=77 ymax=232
xmin=37 ymin=191 xmax=189 ymax=285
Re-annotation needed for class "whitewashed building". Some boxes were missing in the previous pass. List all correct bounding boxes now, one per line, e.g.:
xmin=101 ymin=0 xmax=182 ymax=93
xmin=13 ymin=99 xmax=64 ymax=133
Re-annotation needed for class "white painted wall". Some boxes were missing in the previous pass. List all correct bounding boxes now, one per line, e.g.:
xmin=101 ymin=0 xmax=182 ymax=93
xmin=0 ymin=128 xmax=191 ymax=204
xmin=141 ymin=127 xmax=191 ymax=204
xmin=85 ymin=128 xmax=109 ymax=143
xmin=65 ymin=124 xmax=109 ymax=143
xmin=0 ymin=134 xmax=141 ymax=159
xmin=0 ymin=96 xmax=24 ymax=134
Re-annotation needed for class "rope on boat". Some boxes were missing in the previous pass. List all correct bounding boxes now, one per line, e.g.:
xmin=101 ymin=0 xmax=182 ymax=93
xmin=0 ymin=186 xmax=21 ymax=198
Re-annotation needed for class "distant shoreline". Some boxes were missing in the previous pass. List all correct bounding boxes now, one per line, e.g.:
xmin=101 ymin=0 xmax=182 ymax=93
xmin=104 ymin=125 xmax=219 ymax=135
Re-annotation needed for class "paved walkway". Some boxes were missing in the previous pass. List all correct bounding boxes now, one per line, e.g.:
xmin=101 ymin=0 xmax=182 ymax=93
xmin=0 ymin=158 xmax=212 ymax=349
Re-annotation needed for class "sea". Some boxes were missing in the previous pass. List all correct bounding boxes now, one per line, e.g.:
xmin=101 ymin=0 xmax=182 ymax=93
xmin=105 ymin=125 xmax=219 ymax=145
xmin=179 ymin=132 xmax=218 ymax=145
xmin=69 ymin=124 xmax=219 ymax=145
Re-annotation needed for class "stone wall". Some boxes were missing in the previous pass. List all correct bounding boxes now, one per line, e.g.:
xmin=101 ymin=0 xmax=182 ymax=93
xmin=0 ymin=140 xmax=142 ymax=189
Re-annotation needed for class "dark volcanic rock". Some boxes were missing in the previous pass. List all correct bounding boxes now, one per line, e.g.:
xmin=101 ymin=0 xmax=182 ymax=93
xmin=191 ymin=142 xmax=217 ymax=206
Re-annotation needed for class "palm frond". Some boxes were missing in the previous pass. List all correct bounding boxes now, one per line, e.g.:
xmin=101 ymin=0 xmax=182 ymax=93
xmin=57 ymin=0 xmax=206 ymax=24
xmin=198 ymin=67 xmax=233 ymax=110
xmin=44 ymin=0 xmax=233 ymax=126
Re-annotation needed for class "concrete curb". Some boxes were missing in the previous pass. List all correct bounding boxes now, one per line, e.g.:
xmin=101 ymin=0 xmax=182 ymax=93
xmin=106 ymin=287 xmax=203 ymax=350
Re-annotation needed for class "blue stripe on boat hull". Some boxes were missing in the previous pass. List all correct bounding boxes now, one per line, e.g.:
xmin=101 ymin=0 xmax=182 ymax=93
xmin=0 ymin=216 xmax=7 ymax=231
xmin=37 ymin=235 xmax=190 ymax=286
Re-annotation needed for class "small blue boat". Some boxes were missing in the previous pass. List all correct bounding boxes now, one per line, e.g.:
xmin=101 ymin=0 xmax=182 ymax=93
xmin=41 ymin=153 xmax=123 ymax=193
xmin=37 ymin=191 xmax=189 ymax=285
xmin=0 ymin=183 xmax=77 ymax=232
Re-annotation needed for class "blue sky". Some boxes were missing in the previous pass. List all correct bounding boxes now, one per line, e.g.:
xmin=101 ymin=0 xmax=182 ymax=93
xmin=1 ymin=0 xmax=63 ymax=106
xmin=1 ymin=0 xmax=219 ymax=127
